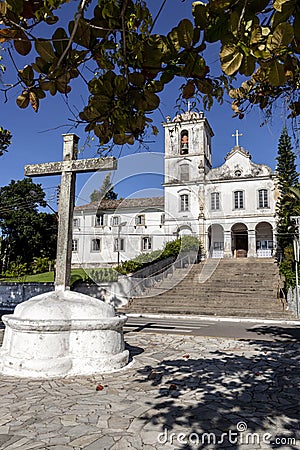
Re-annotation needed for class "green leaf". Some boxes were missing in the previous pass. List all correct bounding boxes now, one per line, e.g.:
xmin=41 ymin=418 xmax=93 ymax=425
xmin=195 ymin=79 xmax=213 ymax=94
xmin=160 ymin=71 xmax=174 ymax=84
xmin=68 ymin=18 xmax=91 ymax=49
xmin=182 ymin=81 xmax=195 ymax=99
xmin=273 ymin=0 xmax=291 ymax=12
xmin=52 ymin=28 xmax=68 ymax=56
xmin=168 ymin=27 xmax=181 ymax=52
xmin=250 ymin=26 xmax=263 ymax=45
xmin=18 ymin=65 xmax=34 ymax=86
xmin=294 ymin=10 xmax=300 ymax=42
xmin=14 ymin=31 xmax=32 ymax=56
xmin=205 ymin=16 xmax=229 ymax=43
xmin=273 ymin=0 xmax=296 ymax=28
xmin=239 ymin=55 xmax=255 ymax=76
xmin=268 ymin=60 xmax=286 ymax=86
xmin=209 ymin=0 xmax=235 ymax=12
xmin=192 ymin=3 xmax=208 ymax=30
xmin=144 ymin=91 xmax=160 ymax=111
xmin=129 ymin=72 xmax=145 ymax=87
xmin=6 ymin=0 xmax=22 ymax=15
xmin=35 ymin=39 xmax=56 ymax=62
xmin=220 ymin=44 xmax=243 ymax=75
xmin=182 ymin=53 xmax=206 ymax=78
xmin=16 ymin=91 xmax=29 ymax=109
xmin=267 ymin=23 xmax=294 ymax=51
xmin=0 ymin=28 xmax=18 ymax=43
xmin=177 ymin=19 xmax=194 ymax=49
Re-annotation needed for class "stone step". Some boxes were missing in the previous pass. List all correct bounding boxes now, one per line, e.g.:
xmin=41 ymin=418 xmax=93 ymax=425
xmin=122 ymin=258 xmax=291 ymax=319
xmin=127 ymin=298 xmax=283 ymax=309
xmin=122 ymin=306 xmax=291 ymax=319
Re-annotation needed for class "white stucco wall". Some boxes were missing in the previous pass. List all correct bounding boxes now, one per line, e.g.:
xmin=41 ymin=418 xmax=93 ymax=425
xmin=72 ymin=206 xmax=166 ymax=267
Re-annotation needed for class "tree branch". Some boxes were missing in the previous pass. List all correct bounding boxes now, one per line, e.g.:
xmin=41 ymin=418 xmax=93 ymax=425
xmin=52 ymin=0 xmax=89 ymax=73
xmin=150 ymin=0 xmax=168 ymax=33
xmin=121 ymin=0 xmax=129 ymax=83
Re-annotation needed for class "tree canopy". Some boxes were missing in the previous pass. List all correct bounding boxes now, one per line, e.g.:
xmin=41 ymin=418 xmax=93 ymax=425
xmin=275 ymin=127 xmax=299 ymax=250
xmin=0 ymin=0 xmax=299 ymax=149
xmin=90 ymin=172 xmax=118 ymax=202
xmin=0 ymin=178 xmax=57 ymax=273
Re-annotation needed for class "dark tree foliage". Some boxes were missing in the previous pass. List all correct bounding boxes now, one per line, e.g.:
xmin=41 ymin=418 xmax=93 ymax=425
xmin=0 ymin=0 xmax=299 ymax=150
xmin=276 ymin=127 xmax=299 ymax=250
xmin=0 ymin=178 xmax=57 ymax=273
xmin=90 ymin=173 xmax=118 ymax=202
xmin=0 ymin=127 xmax=12 ymax=156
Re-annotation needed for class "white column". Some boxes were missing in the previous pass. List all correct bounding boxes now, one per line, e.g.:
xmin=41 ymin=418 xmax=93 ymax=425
xmin=224 ymin=230 xmax=232 ymax=258
xmin=248 ymin=229 xmax=256 ymax=257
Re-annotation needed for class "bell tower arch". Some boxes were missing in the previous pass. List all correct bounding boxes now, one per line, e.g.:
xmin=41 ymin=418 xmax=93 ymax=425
xmin=163 ymin=110 xmax=214 ymax=185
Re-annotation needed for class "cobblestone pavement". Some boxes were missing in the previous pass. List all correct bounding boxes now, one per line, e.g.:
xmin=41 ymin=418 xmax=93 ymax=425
xmin=0 ymin=329 xmax=299 ymax=450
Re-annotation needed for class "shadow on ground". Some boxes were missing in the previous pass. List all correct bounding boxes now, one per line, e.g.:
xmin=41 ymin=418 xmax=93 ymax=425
xmin=135 ymin=330 xmax=300 ymax=449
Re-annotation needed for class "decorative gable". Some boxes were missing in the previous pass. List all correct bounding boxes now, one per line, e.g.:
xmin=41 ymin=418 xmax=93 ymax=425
xmin=207 ymin=146 xmax=272 ymax=181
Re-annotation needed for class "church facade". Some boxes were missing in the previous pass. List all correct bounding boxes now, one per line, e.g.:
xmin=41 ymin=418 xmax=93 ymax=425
xmin=72 ymin=111 xmax=277 ymax=267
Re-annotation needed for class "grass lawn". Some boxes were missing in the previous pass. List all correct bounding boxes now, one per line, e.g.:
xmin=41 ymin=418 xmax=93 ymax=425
xmin=0 ymin=269 xmax=87 ymax=284
xmin=0 ymin=268 xmax=118 ymax=284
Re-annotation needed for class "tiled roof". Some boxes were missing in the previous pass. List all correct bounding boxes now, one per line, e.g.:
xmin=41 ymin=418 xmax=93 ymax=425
xmin=75 ymin=196 xmax=164 ymax=212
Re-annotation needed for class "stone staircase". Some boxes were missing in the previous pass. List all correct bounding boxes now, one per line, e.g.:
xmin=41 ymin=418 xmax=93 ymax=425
xmin=121 ymin=258 xmax=294 ymax=319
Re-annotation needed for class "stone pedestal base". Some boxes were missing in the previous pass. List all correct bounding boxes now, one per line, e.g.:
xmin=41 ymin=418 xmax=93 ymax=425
xmin=0 ymin=290 xmax=129 ymax=378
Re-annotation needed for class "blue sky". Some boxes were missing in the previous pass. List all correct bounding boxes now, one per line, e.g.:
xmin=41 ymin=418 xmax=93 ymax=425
xmin=0 ymin=0 xmax=294 ymax=211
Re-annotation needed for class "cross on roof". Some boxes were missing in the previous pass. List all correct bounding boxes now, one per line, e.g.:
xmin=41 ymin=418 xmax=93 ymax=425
xmin=232 ymin=129 xmax=243 ymax=147
xmin=25 ymin=134 xmax=117 ymax=291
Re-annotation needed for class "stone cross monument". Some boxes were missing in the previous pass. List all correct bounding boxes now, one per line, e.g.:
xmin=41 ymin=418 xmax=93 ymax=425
xmin=0 ymin=134 xmax=129 ymax=378
xmin=24 ymin=134 xmax=117 ymax=291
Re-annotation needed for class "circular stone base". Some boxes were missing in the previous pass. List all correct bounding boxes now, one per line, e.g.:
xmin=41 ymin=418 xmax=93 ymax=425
xmin=0 ymin=290 xmax=129 ymax=378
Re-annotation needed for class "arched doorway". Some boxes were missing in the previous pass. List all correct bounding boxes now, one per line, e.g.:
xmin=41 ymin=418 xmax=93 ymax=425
xmin=176 ymin=225 xmax=193 ymax=237
xmin=256 ymin=222 xmax=273 ymax=257
xmin=208 ymin=224 xmax=224 ymax=258
xmin=232 ymin=223 xmax=248 ymax=257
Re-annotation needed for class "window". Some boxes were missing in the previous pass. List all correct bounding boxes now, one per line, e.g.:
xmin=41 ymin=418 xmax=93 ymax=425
xmin=234 ymin=191 xmax=244 ymax=209
xmin=135 ymin=214 xmax=145 ymax=226
xmin=211 ymin=192 xmax=220 ymax=210
xmin=213 ymin=242 xmax=224 ymax=251
xmin=179 ymin=164 xmax=189 ymax=182
xmin=95 ymin=214 xmax=105 ymax=226
xmin=257 ymin=240 xmax=273 ymax=250
xmin=180 ymin=194 xmax=189 ymax=212
xmin=258 ymin=189 xmax=269 ymax=208
xmin=180 ymin=130 xmax=189 ymax=154
xmin=72 ymin=239 xmax=78 ymax=252
xmin=111 ymin=216 xmax=120 ymax=226
xmin=161 ymin=213 xmax=165 ymax=225
xmin=142 ymin=237 xmax=152 ymax=251
xmin=73 ymin=218 xmax=80 ymax=228
xmin=114 ymin=238 xmax=125 ymax=252
xmin=91 ymin=238 xmax=101 ymax=252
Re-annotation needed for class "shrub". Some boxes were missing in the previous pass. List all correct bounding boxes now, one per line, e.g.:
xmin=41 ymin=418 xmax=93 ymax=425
xmin=31 ymin=257 xmax=53 ymax=274
xmin=5 ymin=259 xmax=28 ymax=278
xmin=279 ymin=245 xmax=298 ymax=289
xmin=116 ymin=236 xmax=202 ymax=275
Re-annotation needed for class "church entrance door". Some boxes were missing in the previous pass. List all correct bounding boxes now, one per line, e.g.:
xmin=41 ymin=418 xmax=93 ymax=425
xmin=231 ymin=223 xmax=248 ymax=258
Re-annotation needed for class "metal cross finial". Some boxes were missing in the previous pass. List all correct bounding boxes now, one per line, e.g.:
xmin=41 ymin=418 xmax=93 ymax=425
xmin=232 ymin=129 xmax=243 ymax=147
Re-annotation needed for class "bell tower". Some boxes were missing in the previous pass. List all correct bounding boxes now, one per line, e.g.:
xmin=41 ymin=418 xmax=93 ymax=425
xmin=162 ymin=110 xmax=214 ymax=242
xmin=163 ymin=110 xmax=214 ymax=185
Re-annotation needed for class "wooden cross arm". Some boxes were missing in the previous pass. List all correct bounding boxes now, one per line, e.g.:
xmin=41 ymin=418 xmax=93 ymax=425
xmin=24 ymin=157 xmax=117 ymax=177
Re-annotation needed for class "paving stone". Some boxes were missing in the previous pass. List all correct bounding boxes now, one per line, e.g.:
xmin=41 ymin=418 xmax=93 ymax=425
xmin=83 ymin=435 xmax=115 ymax=449
xmin=0 ymin=331 xmax=298 ymax=450
xmin=68 ymin=433 xmax=101 ymax=448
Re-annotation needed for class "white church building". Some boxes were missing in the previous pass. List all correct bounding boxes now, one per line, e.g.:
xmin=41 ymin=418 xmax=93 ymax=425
xmin=72 ymin=110 xmax=277 ymax=267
